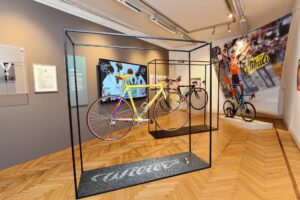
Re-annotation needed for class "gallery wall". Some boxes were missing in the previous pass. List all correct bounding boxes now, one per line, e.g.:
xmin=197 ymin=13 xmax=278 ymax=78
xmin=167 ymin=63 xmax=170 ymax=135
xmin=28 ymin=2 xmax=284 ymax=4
xmin=170 ymin=5 xmax=300 ymax=147
xmin=170 ymin=14 xmax=292 ymax=117
xmin=0 ymin=0 xmax=168 ymax=169
xmin=282 ymin=0 xmax=300 ymax=148
xmin=212 ymin=14 xmax=291 ymax=117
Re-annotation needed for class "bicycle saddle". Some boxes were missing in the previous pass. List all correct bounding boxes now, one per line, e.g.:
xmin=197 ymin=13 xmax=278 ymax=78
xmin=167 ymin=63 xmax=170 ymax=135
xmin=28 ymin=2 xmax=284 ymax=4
xmin=115 ymin=74 xmax=133 ymax=80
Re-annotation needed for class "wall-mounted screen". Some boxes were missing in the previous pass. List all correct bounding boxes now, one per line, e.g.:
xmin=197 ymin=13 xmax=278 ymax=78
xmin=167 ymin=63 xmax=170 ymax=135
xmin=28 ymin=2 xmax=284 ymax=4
xmin=97 ymin=59 xmax=147 ymax=99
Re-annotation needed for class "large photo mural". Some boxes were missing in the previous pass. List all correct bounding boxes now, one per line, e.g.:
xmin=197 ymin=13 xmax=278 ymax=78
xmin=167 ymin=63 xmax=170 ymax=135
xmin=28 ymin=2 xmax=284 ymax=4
xmin=212 ymin=14 xmax=292 ymax=115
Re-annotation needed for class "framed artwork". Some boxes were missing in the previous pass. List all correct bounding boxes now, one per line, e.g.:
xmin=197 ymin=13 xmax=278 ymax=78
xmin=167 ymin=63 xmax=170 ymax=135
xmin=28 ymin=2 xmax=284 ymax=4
xmin=297 ymin=59 xmax=300 ymax=91
xmin=33 ymin=64 xmax=58 ymax=93
xmin=0 ymin=45 xmax=28 ymax=95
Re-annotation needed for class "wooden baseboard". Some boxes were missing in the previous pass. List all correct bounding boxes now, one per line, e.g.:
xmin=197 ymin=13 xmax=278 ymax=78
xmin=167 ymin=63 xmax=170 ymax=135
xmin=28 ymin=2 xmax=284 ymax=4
xmin=283 ymin=118 xmax=300 ymax=150
xmin=289 ymin=128 xmax=300 ymax=150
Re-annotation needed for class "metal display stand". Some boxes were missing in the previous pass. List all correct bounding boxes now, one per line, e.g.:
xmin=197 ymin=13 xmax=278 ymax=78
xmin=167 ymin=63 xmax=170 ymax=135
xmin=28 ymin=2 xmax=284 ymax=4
xmin=64 ymin=29 xmax=214 ymax=199
xmin=147 ymin=59 xmax=219 ymax=139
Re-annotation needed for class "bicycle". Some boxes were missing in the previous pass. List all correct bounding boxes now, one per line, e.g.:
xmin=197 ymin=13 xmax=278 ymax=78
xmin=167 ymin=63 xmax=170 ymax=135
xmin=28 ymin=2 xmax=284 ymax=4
xmin=87 ymin=74 xmax=189 ymax=141
xmin=223 ymin=84 xmax=256 ymax=122
xmin=163 ymin=76 xmax=208 ymax=111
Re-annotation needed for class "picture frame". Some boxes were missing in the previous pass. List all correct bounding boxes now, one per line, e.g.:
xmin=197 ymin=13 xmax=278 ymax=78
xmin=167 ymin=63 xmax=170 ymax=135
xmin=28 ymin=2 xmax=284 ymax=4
xmin=33 ymin=64 xmax=58 ymax=93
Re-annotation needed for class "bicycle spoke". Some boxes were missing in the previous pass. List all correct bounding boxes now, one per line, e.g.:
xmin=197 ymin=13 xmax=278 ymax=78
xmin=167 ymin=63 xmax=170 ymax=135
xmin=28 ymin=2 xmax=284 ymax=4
xmin=87 ymin=96 xmax=133 ymax=141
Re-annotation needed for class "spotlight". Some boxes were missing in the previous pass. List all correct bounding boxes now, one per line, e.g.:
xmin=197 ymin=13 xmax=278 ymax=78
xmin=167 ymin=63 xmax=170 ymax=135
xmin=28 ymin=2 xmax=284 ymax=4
xmin=227 ymin=24 xmax=231 ymax=33
xmin=228 ymin=13 xmax=233 ymax=18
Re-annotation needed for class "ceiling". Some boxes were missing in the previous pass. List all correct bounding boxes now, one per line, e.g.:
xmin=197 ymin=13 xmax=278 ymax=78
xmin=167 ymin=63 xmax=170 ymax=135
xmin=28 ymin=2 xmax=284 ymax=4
xmin=35 ymin=0 xmax=296 ymax=49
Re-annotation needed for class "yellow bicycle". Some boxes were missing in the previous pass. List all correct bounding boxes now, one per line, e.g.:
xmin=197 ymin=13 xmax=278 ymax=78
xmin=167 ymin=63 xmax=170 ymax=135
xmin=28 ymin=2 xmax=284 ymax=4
xmin=87 ymin=74 xmax=189 ymax=141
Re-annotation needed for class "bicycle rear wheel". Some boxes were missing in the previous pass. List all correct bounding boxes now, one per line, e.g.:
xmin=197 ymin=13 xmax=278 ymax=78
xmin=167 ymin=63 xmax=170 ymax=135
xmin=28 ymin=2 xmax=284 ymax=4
xmin=153 ymin=91 xmax=189 ymax=131
xmin=190 ymin=87 xmax=208 ymax=110
xmin=240 ymin=102 xmax=256 ymax=122
xmin=87 ymin=96 xmax=133 ymax=141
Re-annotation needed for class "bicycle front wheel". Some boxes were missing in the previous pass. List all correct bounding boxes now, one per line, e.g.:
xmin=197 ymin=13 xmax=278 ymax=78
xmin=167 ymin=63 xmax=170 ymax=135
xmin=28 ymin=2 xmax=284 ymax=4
xmin=240 ymin=102 xmax=256 ymax=122
xmin=190 ymin=88 xmax=208 ymax=110
xmin=87 ymin=96 xmax=133 ymax=141
xmin=153 ymin=92 xmax=189 ymax=131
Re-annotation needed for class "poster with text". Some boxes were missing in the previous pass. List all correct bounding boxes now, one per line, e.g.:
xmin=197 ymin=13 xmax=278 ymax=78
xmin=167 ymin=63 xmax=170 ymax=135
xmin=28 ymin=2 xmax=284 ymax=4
xmin=212 ymin=14 xmax=292 ymax=115
xmin=67 ymin=55 xmax=88 ymax=107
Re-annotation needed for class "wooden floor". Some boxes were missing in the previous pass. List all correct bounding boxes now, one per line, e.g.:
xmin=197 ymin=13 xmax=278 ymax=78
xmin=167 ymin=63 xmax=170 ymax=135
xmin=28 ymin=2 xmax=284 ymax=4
xmin=0 ymin=117 xmax=300 ymax=200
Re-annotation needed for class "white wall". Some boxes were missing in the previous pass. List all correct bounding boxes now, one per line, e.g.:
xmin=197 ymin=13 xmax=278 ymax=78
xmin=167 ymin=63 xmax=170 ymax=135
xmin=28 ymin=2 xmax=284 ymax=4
xmin=282 ymin=0 xmax=300 ymax=148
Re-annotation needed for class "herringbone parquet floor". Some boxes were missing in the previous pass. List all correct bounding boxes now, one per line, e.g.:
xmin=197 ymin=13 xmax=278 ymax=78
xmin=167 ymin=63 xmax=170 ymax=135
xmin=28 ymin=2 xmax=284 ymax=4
xmin=0 ymin=116 xmax=299 ymax=200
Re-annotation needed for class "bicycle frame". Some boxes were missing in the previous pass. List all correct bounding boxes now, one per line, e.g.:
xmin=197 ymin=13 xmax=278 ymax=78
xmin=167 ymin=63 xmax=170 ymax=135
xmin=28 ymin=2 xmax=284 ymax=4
xmin=113 ymin=79 xmax=167 ymax=120
xmin=237 ymin=95 xmax=246 ymax=111
xmin=177 ymin=85 xmax=195 ymax=98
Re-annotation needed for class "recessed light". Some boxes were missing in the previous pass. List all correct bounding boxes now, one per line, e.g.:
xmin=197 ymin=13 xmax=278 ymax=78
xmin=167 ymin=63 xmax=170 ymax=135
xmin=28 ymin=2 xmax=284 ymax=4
xmin=150 ymin=16 xmax=176 ymax=34
xmin=117 ymin=0 xmax=141 ymax=13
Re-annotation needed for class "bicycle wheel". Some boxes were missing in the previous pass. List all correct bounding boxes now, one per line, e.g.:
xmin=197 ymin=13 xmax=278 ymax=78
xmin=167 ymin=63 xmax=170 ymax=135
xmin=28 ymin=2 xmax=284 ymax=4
xmin=240 ymin=102 xmax=256 ymax=122
xmin=190 ymin=88 xmax=208 ymax=110
xmin=87 ymin=96 xmax=134 ymax=141
xmin=223 ymin=100 xmax=235 ymax=117
xmin=153 ymin=91 xmax=189 ymax=131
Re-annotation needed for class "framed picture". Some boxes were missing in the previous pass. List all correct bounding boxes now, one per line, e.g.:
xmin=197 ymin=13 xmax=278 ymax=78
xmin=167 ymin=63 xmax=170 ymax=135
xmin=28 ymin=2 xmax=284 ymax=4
xmin=33 ymin=64 xmax=58 ymax=93
xmin=0 ymin=45 xmax=28 ymax=95
xmin=297 ymin=59 xmax=300 ymax=91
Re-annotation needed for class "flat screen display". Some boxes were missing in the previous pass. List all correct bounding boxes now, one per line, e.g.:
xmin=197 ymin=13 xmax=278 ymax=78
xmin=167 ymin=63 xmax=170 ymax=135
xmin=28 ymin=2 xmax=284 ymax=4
xmin=97 ymin=59 xmax=147 ymax=99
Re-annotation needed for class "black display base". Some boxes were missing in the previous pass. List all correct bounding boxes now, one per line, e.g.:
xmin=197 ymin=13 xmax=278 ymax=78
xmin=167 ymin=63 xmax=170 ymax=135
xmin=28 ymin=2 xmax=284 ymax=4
xmin=149 ymin=125 xmax=217 ymax=139
xmin=77 ymin=152 xmax=209 ymax=198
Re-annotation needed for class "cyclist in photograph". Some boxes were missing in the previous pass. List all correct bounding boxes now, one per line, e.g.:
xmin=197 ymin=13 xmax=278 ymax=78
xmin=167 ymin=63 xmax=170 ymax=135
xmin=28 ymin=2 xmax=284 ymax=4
xmin=229 ymin=53 xmax=244 ymax=102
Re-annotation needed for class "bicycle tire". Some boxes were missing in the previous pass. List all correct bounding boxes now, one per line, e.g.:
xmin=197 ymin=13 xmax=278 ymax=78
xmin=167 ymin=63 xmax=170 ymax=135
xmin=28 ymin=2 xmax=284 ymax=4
xmin=190 ymin=87 xmax=208 ymax=110
xmin=153 ymin=92 xmax=189 ymax=131
xmin=240 ymin=102 xmax=256 ymax=122
xmin=87 ymin=96 xmax=133 ymax=141
xmin=223 ymin=100 xmax=235 ymax=117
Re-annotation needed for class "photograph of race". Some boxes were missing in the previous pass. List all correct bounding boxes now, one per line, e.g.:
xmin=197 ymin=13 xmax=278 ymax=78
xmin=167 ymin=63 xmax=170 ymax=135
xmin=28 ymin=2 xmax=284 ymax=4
xmin=212 ymin=14 xmax=291 ymax=98
xmin=97 ymin=59 xmax=147 ymax=99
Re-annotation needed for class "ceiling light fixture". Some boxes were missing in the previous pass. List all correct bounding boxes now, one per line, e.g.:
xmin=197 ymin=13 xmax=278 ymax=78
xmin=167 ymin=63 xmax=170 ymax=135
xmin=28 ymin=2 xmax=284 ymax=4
xmin=227 ymin=24 xmax=231 ymax=33
xmin=232 ymin=0 xmax=248 ymax=34
xmin=212 ymin=27 xmax=216 ymax=35
xmin=117 ymin=0 xmax=141 ymax=13
xmin=150 ymin=16 xmax=176 ymax=34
